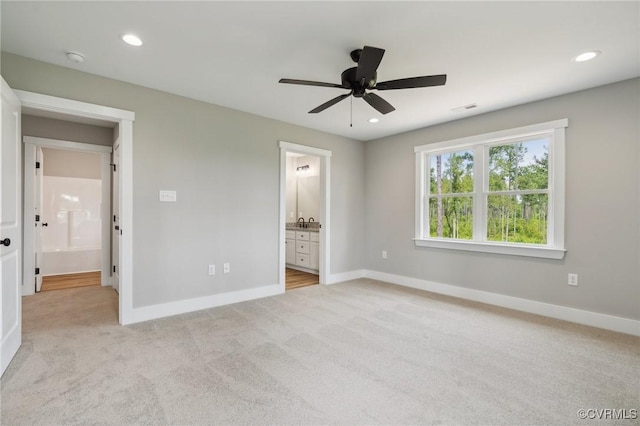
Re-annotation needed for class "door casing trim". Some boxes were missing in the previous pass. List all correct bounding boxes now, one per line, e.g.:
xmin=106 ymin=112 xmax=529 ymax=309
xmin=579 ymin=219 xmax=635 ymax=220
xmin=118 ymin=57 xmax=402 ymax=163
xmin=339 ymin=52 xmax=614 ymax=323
xmin=16 ymin=90 xmax=135 ymax=325
xmin=278 ymin=141 xmax=331 ymax=289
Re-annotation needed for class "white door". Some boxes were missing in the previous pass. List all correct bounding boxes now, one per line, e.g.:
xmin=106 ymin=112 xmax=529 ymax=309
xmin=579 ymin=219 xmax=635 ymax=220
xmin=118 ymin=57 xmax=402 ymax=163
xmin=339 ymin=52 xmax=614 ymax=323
xmin=35 ymin=147 xmax=43 ymax=292
xmin=1 ymin=77 xmax=22 ymax=376
xmin=111 ymin=143 xmax=120 ymax=293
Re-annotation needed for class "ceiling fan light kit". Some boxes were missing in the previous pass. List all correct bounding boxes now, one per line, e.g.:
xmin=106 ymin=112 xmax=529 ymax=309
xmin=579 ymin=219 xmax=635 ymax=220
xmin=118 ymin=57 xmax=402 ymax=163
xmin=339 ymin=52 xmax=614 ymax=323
xmin=279 ymin=45 xmax=447 ymax=116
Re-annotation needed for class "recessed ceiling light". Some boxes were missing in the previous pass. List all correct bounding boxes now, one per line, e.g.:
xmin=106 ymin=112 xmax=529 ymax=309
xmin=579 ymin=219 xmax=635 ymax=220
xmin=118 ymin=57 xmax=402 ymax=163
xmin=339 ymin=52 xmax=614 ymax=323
xmin=573 ymin=50 xmax=601 ymax=62
xmin=122 ymin=34 xmax=143 ymax=47
xmin=368 ymin=118 xmax=379 ymax=123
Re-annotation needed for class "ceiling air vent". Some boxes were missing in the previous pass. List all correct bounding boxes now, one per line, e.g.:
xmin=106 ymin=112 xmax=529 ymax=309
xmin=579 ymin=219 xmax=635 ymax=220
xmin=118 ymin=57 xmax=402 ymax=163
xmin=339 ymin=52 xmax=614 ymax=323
xmin=451 ymin=103 xmax=477 ymax=112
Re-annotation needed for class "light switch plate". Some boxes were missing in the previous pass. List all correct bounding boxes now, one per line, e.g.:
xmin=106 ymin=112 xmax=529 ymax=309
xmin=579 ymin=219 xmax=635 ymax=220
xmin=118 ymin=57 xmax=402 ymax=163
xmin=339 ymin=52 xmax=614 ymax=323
xmin=159 ymin=190 xmax=177 ymax=202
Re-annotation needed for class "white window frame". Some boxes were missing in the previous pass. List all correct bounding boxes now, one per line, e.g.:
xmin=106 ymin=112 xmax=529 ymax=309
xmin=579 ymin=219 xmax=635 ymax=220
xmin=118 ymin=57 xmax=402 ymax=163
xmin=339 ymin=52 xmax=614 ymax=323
xmin=414 ymin=119 xmax=567 ymax=259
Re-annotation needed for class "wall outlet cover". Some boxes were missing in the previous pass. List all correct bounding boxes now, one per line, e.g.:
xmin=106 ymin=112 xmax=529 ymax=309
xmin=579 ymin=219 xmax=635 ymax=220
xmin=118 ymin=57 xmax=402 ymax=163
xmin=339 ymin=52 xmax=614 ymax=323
xmin=159 ymin=190 xmax=177 ymax=202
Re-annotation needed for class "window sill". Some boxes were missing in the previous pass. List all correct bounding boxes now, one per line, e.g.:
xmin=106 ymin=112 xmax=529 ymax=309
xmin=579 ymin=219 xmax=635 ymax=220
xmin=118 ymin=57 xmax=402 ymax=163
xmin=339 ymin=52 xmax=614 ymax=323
xmin=413 ymin=238 xmax=566 ymax=259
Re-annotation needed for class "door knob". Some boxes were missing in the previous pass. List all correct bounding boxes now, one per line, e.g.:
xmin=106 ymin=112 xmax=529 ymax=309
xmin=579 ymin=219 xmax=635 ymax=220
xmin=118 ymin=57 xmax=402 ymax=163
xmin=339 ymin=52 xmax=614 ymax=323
xmin=0 ymin=238 xmax=10 ymax=247
xmin=42 ymin=223 xmax=48 ymax=227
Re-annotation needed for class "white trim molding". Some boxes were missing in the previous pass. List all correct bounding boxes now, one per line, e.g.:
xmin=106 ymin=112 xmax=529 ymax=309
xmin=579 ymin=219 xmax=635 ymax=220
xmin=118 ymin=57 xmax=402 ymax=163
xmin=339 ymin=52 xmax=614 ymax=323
xmin=414 ymin=119 xmax=569 ymax=153
xmin=414 ymin=238 xmax=566 ymax=259
xmin=126 ymin=284 xmax=283 ymax=325
xmin=16 ymin=90 xmax=134 ymax=122
xmin=23 ymin=136 xmax=113 ymax=153
xmin=364 ymin=270 xmax=640 ymax=336
xmin=279 ymin=141 xmax=332 ymax=159
xmin=278 ymin=141 xmax=331 ymax=288
xmin=326 ymin=269 xmax=365 ymax=285
xmin=16 ymin=89 xmax=135 ymax=325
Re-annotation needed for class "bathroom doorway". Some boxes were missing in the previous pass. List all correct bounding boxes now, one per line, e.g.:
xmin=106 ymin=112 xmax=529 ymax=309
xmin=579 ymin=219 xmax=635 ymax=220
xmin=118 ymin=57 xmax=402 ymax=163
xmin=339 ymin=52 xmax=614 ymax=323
xmin=285 ymin=152 xmax=320 ymax=290
xmin=278 ymin=141 xmax=331 ymax=291
xmin=37 ymin=147 xmax=104 ymax=291
xmin=24 ymin=133 xmax=114 ymax=295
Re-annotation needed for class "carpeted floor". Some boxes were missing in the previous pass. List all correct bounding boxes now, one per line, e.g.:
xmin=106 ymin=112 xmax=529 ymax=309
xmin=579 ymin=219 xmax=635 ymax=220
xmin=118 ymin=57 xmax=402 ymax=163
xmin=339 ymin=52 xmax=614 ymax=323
xmin=1 ymin=279 xmax=638 ymax=425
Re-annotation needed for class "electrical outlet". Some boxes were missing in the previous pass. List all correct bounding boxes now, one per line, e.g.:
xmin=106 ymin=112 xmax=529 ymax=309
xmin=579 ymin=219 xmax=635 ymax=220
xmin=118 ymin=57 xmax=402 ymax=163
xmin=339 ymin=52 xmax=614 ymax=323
xmin=382 ymin=250 xmax=387 ymax=259
xmin=208 ymin=265 xmax=215 ymax=276
xmin=223 ymin=263 xmax=230 ymax=274
xmin=568 ymin=273 xmax=578 ymax=286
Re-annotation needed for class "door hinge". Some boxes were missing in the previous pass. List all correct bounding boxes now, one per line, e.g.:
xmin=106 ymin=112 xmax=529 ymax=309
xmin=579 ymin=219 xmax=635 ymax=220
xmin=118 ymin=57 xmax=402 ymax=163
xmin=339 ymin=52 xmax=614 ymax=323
xmin=113 ymin=215 xmax=117 ymax=222
xmin=111 ymin=164 xmax=117 ymax=172
xmin=35 ymin=161 xmax=40 ymax=169
xmin=35 ymin=214 xmax=40 ymax=222
xmin=113 ymin=265 xmax=116 ymax=273
xmin=35 ymin=267 xmax=40 ymax=275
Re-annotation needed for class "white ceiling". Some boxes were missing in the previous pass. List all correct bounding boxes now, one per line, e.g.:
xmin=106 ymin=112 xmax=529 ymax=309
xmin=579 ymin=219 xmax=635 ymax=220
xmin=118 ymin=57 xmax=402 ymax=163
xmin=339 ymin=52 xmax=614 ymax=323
xmin=2 ymin=1 xmax=638 ymax=141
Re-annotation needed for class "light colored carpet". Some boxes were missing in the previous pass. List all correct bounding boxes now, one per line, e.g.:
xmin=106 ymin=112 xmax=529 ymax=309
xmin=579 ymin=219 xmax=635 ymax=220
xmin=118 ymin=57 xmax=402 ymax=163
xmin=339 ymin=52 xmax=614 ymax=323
xmin=1 ymin=279 xmax=638 ymax=425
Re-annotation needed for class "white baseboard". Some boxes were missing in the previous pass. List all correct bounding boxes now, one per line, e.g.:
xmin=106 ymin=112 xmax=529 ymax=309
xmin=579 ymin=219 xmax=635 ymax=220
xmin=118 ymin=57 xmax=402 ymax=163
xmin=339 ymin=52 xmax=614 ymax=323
xmin=121 ymin=269 xmax=639 ymax=336
xmin=326 ymin=269 xmax=365 ymax=285
xmin=364 ymin=270 xmax=640 ymax=336
xmin=125 ymin=284 xmax=283 ymax=325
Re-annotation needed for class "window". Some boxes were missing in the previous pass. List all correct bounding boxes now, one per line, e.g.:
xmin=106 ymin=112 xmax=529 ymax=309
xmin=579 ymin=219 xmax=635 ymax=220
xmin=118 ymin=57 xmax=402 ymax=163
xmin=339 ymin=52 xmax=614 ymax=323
xmin=415 ymin=119 xmax=567 ymax=259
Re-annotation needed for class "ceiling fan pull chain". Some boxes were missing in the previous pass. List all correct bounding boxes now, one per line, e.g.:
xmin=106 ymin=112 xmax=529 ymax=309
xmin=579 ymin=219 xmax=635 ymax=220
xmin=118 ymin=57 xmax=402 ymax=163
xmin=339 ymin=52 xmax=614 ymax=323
xmin=350 ymin=96 xmax=353 ymax=128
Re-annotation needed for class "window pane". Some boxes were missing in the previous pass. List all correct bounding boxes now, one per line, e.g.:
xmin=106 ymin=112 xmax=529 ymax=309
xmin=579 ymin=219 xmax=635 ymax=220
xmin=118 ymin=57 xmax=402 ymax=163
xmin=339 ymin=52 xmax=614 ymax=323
xmin=429 ymin=196 xmax=473 ymax=239
xmin=489 ymin=138 xmax=549 ymax=191
xmin=430 ymin=150 xmax=474 ymax=194
xmin=486 ymin=194 xmax=548 ymax=244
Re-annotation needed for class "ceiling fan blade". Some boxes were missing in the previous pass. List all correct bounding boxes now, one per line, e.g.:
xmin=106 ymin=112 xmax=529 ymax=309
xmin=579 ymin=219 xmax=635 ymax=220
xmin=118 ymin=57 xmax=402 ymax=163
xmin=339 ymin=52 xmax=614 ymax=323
xmin=363 ymin=92 xmax=395 ymax=115
xmin=375 ymin=74 xmax=447 ymax=90
xmin=309 ymin=93 xmax=351 ymax=114
xmin=279 ymin=78 xmax=344 ymax=89
xmin=356 ymin=46 xmax=385 ymax=83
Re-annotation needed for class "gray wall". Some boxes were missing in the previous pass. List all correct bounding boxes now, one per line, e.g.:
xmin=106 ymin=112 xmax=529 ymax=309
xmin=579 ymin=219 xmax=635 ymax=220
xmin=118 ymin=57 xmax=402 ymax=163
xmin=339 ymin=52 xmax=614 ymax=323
xmin=5 ymin=51 xmax=637 ymax=322
xmin=3 ymin=52 xmax=365 ymax=308
xmin=365 ymin=78 xmax=640 ymax=320
xmin=40 ymin=148 xmax=101 ymax=179
xmin=22 ymin=114 xmax=113 ymax=146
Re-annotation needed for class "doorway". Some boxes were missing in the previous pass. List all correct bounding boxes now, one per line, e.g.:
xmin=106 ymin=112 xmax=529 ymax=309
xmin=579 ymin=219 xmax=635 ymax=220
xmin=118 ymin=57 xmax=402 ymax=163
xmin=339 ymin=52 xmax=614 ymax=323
xmin=1 ymin=83 xmax=135 ymax=376
xmin=278 ymin=141 xmax=331 ymax=291
xmin=24 ymin=139 xmax=112 ymax=294
xmin=14 ymin=88 xmax=135 ymax=325
xmin=285 ymin=152 xmax=320 ymax=290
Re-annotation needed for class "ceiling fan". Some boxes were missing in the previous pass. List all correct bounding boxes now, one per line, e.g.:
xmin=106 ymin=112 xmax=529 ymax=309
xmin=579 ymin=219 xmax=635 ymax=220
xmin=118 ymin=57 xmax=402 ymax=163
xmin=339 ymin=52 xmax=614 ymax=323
xmin=279 ymin=46 xmax=447 ymax=115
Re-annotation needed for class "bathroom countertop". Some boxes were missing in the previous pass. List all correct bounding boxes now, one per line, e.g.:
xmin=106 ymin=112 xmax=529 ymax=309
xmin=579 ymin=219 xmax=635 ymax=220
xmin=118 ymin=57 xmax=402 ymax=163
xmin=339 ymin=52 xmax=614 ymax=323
xmin=286 ymin=225 xmax=320 ymax=232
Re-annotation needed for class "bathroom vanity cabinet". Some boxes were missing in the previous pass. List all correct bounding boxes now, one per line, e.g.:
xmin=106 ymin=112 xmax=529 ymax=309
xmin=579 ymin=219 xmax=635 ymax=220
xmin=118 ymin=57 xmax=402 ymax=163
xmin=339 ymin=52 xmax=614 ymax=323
xmin=285 ymin=229 xmax=319 ymax=273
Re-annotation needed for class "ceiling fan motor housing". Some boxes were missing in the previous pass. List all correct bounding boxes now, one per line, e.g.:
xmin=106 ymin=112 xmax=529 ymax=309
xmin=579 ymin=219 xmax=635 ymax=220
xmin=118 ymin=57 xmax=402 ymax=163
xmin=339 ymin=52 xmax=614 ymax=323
xmin=341 ymin=67 xmax=376 ymax=97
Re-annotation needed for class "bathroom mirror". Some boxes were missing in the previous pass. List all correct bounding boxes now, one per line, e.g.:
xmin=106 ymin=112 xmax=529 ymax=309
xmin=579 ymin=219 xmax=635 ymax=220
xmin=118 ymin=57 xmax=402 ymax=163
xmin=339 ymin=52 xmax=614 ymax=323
xmin=286 ymin=153 xmax=321 ymax=222
xmin=297 ymin=175 xmax=319 ymax=220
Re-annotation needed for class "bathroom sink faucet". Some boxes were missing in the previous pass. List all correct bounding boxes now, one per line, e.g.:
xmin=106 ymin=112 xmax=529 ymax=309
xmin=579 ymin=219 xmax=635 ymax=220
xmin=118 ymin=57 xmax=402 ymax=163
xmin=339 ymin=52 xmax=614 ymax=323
xmin=297 ymin=217 xmax=306 ymax=228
